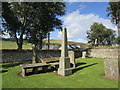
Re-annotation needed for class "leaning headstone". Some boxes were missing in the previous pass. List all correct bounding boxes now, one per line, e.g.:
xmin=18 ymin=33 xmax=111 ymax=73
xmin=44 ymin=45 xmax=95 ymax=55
xmin=82 ymin=51 xmax=86 ymax=58
xmin=68 ymin=51 xmax=76 ymax=68
xmin=58 ymin=28 xmax=72 ymax=76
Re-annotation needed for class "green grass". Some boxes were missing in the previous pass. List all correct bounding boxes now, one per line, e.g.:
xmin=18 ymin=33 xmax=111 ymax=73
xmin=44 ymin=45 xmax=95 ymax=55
xmin=1 ymin=41 xmax=32 ymax=49
xmin=1 ymin=58 xmax=118 ymax=88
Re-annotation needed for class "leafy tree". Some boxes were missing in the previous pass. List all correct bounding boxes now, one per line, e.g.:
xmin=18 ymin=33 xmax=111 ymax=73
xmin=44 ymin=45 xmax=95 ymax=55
xmin=2 ymin=2 xmax=32 ymax=50
xmin=107 ymin=2 xmax=120 ymax=25
xmin=87 ymin=22 xmax=116 ymax=46
xmin=27 ymin=2 xmax=66 ymax=50
xmin=2 ymin=2 xmax=66 ymax=50
xmin=107 ymin=2 xmax=120 ymax=45
xmin=115 ymin=37 xmax=120 ymax=45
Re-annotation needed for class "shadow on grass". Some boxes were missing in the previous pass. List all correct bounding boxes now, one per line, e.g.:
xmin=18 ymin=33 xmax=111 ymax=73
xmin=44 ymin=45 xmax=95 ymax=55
xmin=73 ymin=63 xmax=98 ymax=74
xmin=1 ymin=63 xmax=23 ymax=68
xmin=75 ymin=62 xmax=87 ymax=67
xmin=25 ymin=69 xmax=55 ymax=76
xmin=1 ymin=61 xmax=31 ymax=69
xmin=0 ymin=70 xmax=8 ymax=73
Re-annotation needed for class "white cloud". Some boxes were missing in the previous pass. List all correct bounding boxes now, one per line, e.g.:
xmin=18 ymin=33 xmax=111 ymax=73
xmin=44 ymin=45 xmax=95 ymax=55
xmin=57 ymin=10 xmax=117 ymax=43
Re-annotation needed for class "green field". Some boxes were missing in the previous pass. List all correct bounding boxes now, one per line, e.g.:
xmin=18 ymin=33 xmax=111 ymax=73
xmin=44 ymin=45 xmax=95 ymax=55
xmin=1 ymin=40 xmax=32 ymax=49
xmin=1 ymin=58 xmax=118 ymax=88
xmin=1 ymin=40 xmax=89 ymax=50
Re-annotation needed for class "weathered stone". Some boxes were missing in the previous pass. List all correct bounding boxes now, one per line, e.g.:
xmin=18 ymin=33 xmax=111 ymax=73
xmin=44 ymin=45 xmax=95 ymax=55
xmin=82 ymin=51 xmax=86 ymax=58
xmin=68 ymin=51 xmax=76 ymax=68
xmin=32 ymin=47 xmax=37 ymax=64
xmin=58 ymin=28 xmax=72 ymax=76
xmin=104 ymin=58 xmax=119 ymax=80
xmin=2 ymin=50 xmax=82 ymax=63
xmin=89 ymin=48 xmax=119 ymax=59
xmin=21 ymin=67 xmax=26 ymax=77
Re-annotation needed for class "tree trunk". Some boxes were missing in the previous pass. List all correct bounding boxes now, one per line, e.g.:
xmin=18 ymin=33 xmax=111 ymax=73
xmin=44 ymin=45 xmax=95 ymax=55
xmin=39 ymin=33 xmax=42 ymax=50
xmin=18 ymin=31 xmax=24 ymax=50
xmin=17 ymin=33 xmax=24 ymax=50
xmin=48 ymin=32 xmax=50 ymax=50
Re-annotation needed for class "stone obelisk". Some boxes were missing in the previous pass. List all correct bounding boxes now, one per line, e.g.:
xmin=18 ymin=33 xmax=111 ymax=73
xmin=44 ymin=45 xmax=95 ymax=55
xmin=58 ymin=28 xmax=72 ymax=76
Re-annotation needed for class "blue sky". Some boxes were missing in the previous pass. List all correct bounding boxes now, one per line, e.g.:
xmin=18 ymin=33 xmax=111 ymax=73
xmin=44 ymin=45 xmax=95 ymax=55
xmin=50 ymin=2 xmax=117 ymax=43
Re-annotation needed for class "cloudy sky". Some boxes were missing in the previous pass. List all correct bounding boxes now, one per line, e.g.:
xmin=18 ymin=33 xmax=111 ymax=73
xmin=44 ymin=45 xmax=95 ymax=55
xmin=50 ymin=2 xmax=117 ymax=43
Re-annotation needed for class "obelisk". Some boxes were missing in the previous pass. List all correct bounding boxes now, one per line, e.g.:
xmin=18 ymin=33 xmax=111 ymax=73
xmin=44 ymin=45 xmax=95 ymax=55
xmin=58 ymin=28 xmax=72 ymax=76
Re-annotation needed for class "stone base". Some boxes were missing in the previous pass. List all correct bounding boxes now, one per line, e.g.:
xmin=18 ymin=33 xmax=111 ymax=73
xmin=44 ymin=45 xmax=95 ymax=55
xmin=58 ymin=68 xmax=72 ymax=76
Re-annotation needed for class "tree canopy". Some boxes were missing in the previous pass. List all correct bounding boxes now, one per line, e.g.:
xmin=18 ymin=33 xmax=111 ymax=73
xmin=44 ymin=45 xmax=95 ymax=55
xmin=2 ymin=2 xmax=66 ymax=50
xmin=107 ymin=2 xmax=120 ymax=25
xmin=87 ymin=22 xmax=116 ymax=46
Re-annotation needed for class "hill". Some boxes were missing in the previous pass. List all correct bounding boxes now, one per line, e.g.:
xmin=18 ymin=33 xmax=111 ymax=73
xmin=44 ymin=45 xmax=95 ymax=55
xmin=0 ymin=39 xmax=89 ymax=49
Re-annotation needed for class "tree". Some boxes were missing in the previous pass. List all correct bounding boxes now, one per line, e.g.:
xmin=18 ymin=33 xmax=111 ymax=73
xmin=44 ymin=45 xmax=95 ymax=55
xmin=27 ymin=2 xmax=66 ymax=50
xmin=107 ymin=2 xmax=120 ymax=25
xmin=2 ymin=2 xmax=33 ymax=50
xmin=2 ymin=2 xmax=66 ymax=50
xmin=87 ymin=22 xmax=116 ymax=46
xmin=107 ymin=2 xmax=120 ymax=43
xmin=115 ymin=37 xmax=120 ymax=45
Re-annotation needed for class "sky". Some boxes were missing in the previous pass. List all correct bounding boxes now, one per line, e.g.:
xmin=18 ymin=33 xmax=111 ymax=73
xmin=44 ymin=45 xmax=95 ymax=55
xmin=1 ymin=1 xmax=118 ymax=42
xmin=50 ymin=2 xmax=117 ymax=43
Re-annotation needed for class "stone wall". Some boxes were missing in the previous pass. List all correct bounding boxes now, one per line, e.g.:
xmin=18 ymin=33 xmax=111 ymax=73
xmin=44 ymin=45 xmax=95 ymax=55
xmin=88 ymin=48 xmax=119 ymax=59
xmin=1 ymin=50 xmax=82 ymax=63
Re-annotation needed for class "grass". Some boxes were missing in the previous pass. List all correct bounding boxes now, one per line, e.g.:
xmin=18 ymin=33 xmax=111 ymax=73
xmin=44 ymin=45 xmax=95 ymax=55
xmin=1 ymin=39 xmax=89 ymax=50
xmin=1 ymin=58 xmax=118 ymax=88
xmin=1 ymin=40 xmax=32 ymax=49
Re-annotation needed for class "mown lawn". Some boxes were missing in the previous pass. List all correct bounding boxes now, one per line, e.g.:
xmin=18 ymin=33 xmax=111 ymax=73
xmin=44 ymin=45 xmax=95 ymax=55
xmin=1 ymin=58 xmax=118 ymax=88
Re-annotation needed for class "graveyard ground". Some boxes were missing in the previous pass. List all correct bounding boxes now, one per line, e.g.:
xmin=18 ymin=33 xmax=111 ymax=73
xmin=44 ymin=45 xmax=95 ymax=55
xmin=1 ymin=58 xmax=118 ymax=88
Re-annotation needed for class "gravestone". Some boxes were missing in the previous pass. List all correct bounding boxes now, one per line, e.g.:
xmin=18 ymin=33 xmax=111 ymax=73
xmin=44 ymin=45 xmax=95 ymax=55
xmin=68 ymin=51 xmax=76 ymax=68
xmin=58 ymin=28 xmax=72 ymax=76
xmin=104 ymin=58 xmax=119 ymax=80
xmin=82 ymin=51 xmax=86 ymax=58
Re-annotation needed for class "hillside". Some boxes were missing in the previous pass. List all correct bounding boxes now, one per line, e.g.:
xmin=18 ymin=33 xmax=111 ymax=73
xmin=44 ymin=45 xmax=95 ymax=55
xmin=0 ymin=39 xmax=89 ymax=49
xmin=43 ymin=39 xmax=88 ymax=45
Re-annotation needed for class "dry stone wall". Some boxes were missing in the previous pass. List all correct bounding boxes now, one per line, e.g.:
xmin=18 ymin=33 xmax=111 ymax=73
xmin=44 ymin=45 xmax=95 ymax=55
xmin=1 ymin=50 xmax=82 ymax=63
xmin=89 ymin=48 xmax=119 ymax=59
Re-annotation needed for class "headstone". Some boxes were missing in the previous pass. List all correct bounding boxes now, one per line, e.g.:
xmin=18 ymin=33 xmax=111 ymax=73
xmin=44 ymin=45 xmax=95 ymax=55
xmin=82 ymin=51 xmax=86 ymax=58
xmin=95 ymin=39 xmax=97 ymax=45
xmin=68 ymin=51 xmax=76 ymax=68
xmin=58 ymin=28 xmax=72 ymax=76
xmin=104 ymin=58 xmax=119 ymax=80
